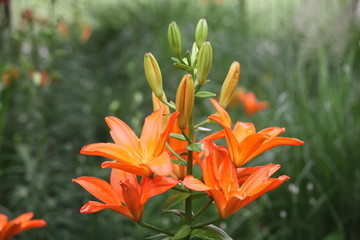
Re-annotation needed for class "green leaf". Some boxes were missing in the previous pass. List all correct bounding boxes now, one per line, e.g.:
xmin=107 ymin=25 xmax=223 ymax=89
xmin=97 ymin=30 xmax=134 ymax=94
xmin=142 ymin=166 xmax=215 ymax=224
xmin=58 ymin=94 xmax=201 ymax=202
xmin=196 ymin=127 xmax=212 ymax=132
xmin=191 ymin=225 xmax=233 ymax=240
xmin=161 ymin=209 xmax=186 ymax=217
xmin=163 ymin=192 xmax=191 ymax=210
xmin=192 ymin=192 xmax=209 ymax=200
xmin=195 ymin=91 xmax=216 ymax=98
xmin=171 ymin=57 xmax=180 ymax=63
xmin=173 ymin=225 xmax=191 ymax=240
xmin=171 ymin=159 xmax=187 ymax=166
xmin=145 ymin=233 xmax=168 ymax=239
xmin=174 ymin=63 xmax=191 ymax=71
xmin=186 ymin=143 xmax=203 ymax=152
xmin=185 ymin=51 xmax=192 ymax=66
xmin=170 ymin=133 xmax=187 ymax=141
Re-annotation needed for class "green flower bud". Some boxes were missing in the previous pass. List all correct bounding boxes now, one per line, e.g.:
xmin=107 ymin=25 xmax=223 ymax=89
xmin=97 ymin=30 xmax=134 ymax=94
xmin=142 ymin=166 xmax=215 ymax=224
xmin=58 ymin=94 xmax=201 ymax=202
xmin=196 ymin=42 xmax=212 ymax=86
xmin=168 ymin=21 xmax=182 ymax=57
xmin=144 ymin=53 xmax=163 ymax=98
xmin=219 ymin=61 xmax=240 ymax=108
xmin=176 ymin=74 xmax=194 ymax=129
xmin=195 ymin=19 xmax=208 ymax=49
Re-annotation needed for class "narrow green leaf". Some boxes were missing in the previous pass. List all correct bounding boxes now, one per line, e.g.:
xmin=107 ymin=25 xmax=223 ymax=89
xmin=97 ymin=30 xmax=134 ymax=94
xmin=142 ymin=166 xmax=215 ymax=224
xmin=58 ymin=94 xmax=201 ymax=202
xmin=192 ymin=192 xmax=209 ymax=200
xmin=171 ymin=57 xmax=180 ymax=63
xmin=195 ymin=91 xmax=217 ymax=98
xmin=173 ymin=63 xmax=191 ymax=71
xmin=196 ymin=127 xmax=212 ymax=132
xmin=171 ymin=159 xmax=187 ymax=166
xmin=145 ymin=233 xmax=168 ymax=239
xmin=186 ymin=143 xmax=203 ymax=152
xmin=191 ymin=225 xmax=233 ymax=240
xmin=185 ymin=51 xmax=192 ymax=66
xmin=161 ymin=209 xmax=186 ymax=217
xmin=173 ymin=225 xmax=191 ymax=240
xmin=170 ymin=133 xmax=187 ymax=141
xmin=163 ymin=192 xmax=191 ymax=210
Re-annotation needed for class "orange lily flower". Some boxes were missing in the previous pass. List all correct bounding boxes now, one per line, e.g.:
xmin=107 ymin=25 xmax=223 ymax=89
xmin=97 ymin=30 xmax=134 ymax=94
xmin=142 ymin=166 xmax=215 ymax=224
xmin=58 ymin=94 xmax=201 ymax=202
xmin=73 ymin=169 xmax=179 ymax=222
xmin=183 ymin=141 xmax=289 ymax=218
xmin=81 ymin=109 xmax=179 ymax=177
xmin=237 ymin=88 xmax=269 ymax=115
xmin=0 ymin=212 xmax=47 ymax=240
xmin=207 ymin=99 xmax=304 ymax=168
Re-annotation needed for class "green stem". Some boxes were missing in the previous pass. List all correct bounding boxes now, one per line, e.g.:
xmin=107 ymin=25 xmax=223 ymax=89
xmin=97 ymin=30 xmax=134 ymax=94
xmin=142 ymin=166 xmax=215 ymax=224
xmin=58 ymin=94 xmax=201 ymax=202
xmin=138 ymin=221 xmax=175 ymax=236
xmin=194 ymin=119 xmax=212 ymax=129
xmin=166 ymin=142 xmax=187 ymax=164
xmin=181 ymin=129 xmax=193 ymax=144
xmin=192 ymin=198 xmax=213 ymax=220
xmin=185 ymin=112 xmax=195 ymax=226
xmin=159 ymin=97 xmax=176 ymax=110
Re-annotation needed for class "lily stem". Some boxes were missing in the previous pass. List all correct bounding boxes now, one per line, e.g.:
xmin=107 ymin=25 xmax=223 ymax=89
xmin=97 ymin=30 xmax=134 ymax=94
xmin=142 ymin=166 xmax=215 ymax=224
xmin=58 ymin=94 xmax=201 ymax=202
xmin=192 ymin=198 xmax=213 ymax=220
xmin=185 ymin=110 xmax=195 ymax=226
xmin=138 ymin=221 xmax=175 ymax=236
xmin=194 ymin=119 xmax=212 ymax=129
xmin=166 ymin=142 xmax=187 ymax=164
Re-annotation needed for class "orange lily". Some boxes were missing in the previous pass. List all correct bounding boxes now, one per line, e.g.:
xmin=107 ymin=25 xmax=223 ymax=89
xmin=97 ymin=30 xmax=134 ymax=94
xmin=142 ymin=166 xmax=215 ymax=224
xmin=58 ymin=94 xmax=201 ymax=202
xmin=81 ymin=108 xmax=179 ymax=177
xmin=237 ymin=88 xmax=269 ymax=115
xmin=73 ymin=169 xmax=179 ymax=222
xmin=207 ymin=99 xmax=304 ymax=168
xmin=183 ymin=141 xmax=289 ymax=218
xmin=0 ymin=212 xmax=47 ymax=240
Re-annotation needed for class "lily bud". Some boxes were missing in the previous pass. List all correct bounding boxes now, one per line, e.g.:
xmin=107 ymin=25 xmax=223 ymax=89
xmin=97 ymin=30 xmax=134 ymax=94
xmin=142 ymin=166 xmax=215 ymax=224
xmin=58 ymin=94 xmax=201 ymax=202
xmin=195 ymin=19 xmax=208 ymax=49
xmin=219 ymin=61 xmax=240 ymax=108
xmin=196 ymin=42 xmax=212 ymax=86
xmin=144 ymin=53 xmax=163 ymax=98
xmin=176 ymin=74 xmax=194 ymax=129
xmin=168 ymin=21 xmax=182 ymax=57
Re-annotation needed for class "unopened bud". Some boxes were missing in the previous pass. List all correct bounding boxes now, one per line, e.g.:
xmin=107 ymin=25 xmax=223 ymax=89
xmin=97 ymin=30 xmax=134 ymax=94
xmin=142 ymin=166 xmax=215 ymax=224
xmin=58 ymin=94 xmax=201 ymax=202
xmin=219 ymin=61 xmax=240 ymax=108
xmin=195 ymin=19 xmax=208 ymax=49
xmin=176 ymin=74 xmax=194 ymax=129
xmin=168 ymin=21 xmax=182 ymax=57
xmin=144 ymin=53 xmax=163 ymax=98
xmin=196 ymin=42 xmax=212 ymax=86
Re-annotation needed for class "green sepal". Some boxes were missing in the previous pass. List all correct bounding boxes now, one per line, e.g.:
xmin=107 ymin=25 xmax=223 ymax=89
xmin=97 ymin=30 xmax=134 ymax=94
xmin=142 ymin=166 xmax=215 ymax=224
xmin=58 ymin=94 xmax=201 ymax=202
xmin=163 ymin=192 xmax=191 ymax=210
xmin=191 ymin=225 xmax=233 ymax=240
xmin=161 ymin=209 xmax=186 ymax=217
xmin=186 ymin=142 xmax=203 ymax=152
xmin=195 ymin=91 xmax=216 ymax=98
xmin=173 ymin=225 xmax=191 ymax=240
xmin=170 ymin=133 xmax=187 ymax=141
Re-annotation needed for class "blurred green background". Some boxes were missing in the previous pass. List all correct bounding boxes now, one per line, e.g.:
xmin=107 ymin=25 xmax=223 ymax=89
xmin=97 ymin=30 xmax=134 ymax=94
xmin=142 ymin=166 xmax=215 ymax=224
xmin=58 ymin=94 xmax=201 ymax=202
xmin=0 ymin=0 xmax=359 ymax=239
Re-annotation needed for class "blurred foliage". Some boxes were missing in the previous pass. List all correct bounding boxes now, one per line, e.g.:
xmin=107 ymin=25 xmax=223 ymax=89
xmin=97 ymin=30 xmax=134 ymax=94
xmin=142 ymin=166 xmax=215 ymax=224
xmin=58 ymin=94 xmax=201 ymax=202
xmin=1 ymin=0 xmax=360 ymax=239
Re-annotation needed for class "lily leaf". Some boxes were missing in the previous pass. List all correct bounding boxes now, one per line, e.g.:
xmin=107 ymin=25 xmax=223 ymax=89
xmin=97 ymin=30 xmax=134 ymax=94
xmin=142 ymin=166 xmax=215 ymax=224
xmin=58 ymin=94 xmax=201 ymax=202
xmin=196 ymin=127 xmax=212 ymax=132
xmin=186 ymin=143 xmax=203 ymax=152
xmin=161 ymin=209 xmax=186 ymax=217
xmin=174 ymin=63 xmax=191 ymax=71
xmin=163 ymin=192 xmax=191 ymax=210
xmin=191 ymin=225 xmax=233 ymax=240
xmin=171 ymin=57 xmax=180 ymax=63
xmin=171 ymin=159 xmax=187 ymax=166
xmin=170 ymin=133 xmax=187 ymax=141
xmin=173 ymin=225 xmax=191 ymax=240
xmin=195 ymin=91 xmax=217 ymax=98
xmin=145 ymin=233 xmax=168 ymax=239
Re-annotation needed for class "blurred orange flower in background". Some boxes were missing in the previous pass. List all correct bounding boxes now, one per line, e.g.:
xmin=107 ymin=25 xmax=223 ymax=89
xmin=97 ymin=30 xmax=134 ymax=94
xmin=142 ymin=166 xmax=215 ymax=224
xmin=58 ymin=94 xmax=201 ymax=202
xmin=57 ymin=20 xmax=69 ymax=38
xmin=237 ymin=88 xmax=269 ymax=115
xmin=73 ymin=169 xmax=179 ymax=222
xmin=80 ymin=23 xmax=92 ymax=43
xmin=2 ymin=68 xmax=19 ymax=86
xmin=0 ymin=212 xmax=46 ymax=240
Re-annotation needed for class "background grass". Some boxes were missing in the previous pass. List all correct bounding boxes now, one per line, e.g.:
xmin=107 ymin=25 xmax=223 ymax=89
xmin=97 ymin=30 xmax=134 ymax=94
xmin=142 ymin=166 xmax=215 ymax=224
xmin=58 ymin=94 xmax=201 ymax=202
xmin=1 ymin=0 xmax=359 ymax=239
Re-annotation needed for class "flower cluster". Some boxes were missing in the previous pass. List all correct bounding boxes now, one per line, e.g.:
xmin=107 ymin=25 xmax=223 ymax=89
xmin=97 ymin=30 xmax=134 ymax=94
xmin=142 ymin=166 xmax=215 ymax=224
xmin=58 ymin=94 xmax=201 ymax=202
xmin=74 ymin=19 xmax=303 ymax=238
